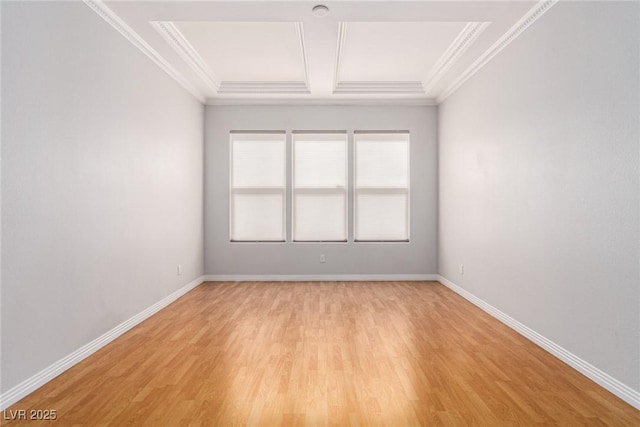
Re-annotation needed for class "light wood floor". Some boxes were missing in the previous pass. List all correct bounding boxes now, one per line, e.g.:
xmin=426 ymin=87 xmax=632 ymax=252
xmin=4 ymin=281 xmax=639 ymax=426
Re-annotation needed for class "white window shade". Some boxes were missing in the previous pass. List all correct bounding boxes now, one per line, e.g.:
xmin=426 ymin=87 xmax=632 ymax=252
xmin=355 ymin=132 xmax=410 ymax=242
xmin=294 ymin=140 xmax=347 ymax=188
xmin=233 ymin=139 xmax=286 ymax=187
xmin=294 ymin=190 xmax=346 ymax=241
xmin=293 ymin=133 xmax=347 ymax=242
xmin=356 ymin=140 xmax=408 ymax=187
xmin=232 ymin=191 xmax=285 ymax=241
xmin=356 ymin=190 xmax=408 ymax=241
xmin=230 ymin=133 xmax=286 ymax=242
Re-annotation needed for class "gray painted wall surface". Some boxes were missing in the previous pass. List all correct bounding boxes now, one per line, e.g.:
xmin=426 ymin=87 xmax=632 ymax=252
xmin=205 ymin=106 xmax=437 ymax=275
xmin=1 ymin=2 xmax=204 ymax=392
xmin=438 ymin=1 xmax=639 ymax=390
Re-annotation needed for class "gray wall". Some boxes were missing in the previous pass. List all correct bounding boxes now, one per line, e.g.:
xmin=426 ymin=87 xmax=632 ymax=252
xmin=438 ymin=1 xmax=639 ymax=391
xmin=205 ymin=106 xmax=437 ymax=275
xmin=1 ymin=2 xmax=204 ymax=392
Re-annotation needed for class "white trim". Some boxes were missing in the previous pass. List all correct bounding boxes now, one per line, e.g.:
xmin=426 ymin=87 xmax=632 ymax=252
xmin=436 ymin=275 xmax=640 ymax=410
xmin=422 ymin=21 xmax=490 ymax=95
xmin=296 ymin=22 xmax=311 ymax=90
xmin=0 ymin=276 xmax=205 ymax=410
xmin=204 ymin=274 xmax=437 ymax=282
xmin=333 ymin=22 xmax=347 ymax=91
xmin=82 ymin=0 xmax=556 ymax=106
xmin=205 ymin=98 xmax=437 ymax=107
xmin=150 ymin=21 xmax=221 ymax=92
xmin=437 ymin=0 xmax=558 ymax=103
xmin=8 ymin=273 xmax=633 ymax=410
xmin=82 ymin=0 xmax=205 ymax=103
xmin=334 ymin=81 xmax=425 ymax=95
xmin=218 ymin=81 xmax=310 ymax=94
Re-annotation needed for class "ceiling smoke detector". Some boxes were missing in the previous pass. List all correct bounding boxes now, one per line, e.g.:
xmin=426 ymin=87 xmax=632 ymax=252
xmin=312 ymin=5 xmax=330 ymax=18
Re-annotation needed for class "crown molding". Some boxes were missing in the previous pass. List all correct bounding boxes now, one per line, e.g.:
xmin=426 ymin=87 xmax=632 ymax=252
xmin=84 ymin=0 xmax=556 ymax=105
xmin=217 ymin=81 xmax=310 ymax=94
xmin=296 ymin=22 xmax=311 ymax=90
xmin=150 ymin=21 xmax=221 ymax=93
xmin=437 ymin=0 xmax=558 ymax=103
xmin=206 ymin=98 xmax=437 ymax=107
xmin=422 ymin=21 xmax=490 ymax=96
xmin=333 ymin=21 xmax=347 ymax=90
xmin=82 ymin=0 xmax=205 ymax=103
xmin=334 ymin=81 xmax=425 ymax=95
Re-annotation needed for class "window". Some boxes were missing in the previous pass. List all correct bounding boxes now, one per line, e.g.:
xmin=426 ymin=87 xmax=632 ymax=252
xmin=230 ymin=132 xmax=286 ymax=242
xmin=292 ymin=132 xmax=348 ymax=242
xmin=354 ymin=132 xmax=410 ymax=242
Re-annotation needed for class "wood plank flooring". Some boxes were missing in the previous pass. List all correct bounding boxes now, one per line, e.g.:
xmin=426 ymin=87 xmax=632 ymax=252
xmin=3 ymin=281 xmax=639 ymax=426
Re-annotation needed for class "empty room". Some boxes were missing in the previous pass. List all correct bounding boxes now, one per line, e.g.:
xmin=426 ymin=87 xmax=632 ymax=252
xmin=1 ymin=0 xmax=639 ymax=425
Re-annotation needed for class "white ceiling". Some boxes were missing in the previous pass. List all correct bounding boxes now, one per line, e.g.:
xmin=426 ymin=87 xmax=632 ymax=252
xmin=92 ymin=0 xmax=557 ymax=105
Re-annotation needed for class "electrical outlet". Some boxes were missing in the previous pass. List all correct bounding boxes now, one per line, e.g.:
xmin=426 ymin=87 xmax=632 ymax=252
xmin=320 ymin=254 xmax=326 ymax=263
xmin=177 ymin=265 xmax=182 ymax=276
xmin=459 ymin=264 xmax=464 ymax=275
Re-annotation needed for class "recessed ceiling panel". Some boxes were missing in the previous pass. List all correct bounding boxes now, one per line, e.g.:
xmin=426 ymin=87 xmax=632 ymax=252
xmin=174 ymin=22 xmax=307 ymax=82
xmin=338 ymin=22 xmax=468 ymax=82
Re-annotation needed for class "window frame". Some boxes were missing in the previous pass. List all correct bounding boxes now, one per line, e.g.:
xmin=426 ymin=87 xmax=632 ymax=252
xmin=353 ymin=131 xmax=411 ymax=243
xmin=291 ymin=131 xmax=349 ymax=243
xmin=229 ymin=131 xmax=287 ymax=243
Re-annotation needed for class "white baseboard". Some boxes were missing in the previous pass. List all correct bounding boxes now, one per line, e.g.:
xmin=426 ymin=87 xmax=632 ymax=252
xmin=203 ymin=274 xmax=438 ymax=282
xmin=0 ymin=275 xmax=205 ymax=410
xmin=7 ymin=274 xmax=635 ymax=412
xmin=436 ymin=275 xmax=640 ymax=410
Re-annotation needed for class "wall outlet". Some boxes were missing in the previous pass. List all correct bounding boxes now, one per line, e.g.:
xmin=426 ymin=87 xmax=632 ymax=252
xmin=177 ymin=265 xmax=182 ymax=276
xmin=320 ymin=254 xmax=326 ymax=263
xmin=459 ymin=264 xmax=464 ymax=275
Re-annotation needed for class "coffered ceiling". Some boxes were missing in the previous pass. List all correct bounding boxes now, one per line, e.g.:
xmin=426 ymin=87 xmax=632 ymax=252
xmin=85 ymin=0 xmax=557 ymax=105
